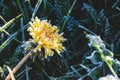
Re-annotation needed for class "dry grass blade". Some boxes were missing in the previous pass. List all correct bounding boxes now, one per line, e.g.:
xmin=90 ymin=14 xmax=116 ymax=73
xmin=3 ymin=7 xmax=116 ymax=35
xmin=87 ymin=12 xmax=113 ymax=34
xmin=6 ymin=66 xmax=16 ymax=80
xmin=0 ymin=14 xmax=22 ymax=33
xmin=5 ymin=50 xmax=32 ymax=80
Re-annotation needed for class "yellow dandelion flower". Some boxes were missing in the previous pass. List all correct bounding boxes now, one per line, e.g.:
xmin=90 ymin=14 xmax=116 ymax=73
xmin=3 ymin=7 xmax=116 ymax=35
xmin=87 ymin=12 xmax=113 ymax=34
xmin=27 ymin=17 xmax=66 ymax=58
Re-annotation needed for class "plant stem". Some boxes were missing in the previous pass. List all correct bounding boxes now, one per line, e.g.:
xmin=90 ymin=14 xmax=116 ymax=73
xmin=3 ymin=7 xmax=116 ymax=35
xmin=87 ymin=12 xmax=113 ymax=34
xmin=93 ymin=43 xmax=119 ymax=79
xmin=60 ymin=0 xmax=77 ymax=32
xmin=5 ymin=51 xmax=32 ymax=80
xmin=99 ymin=50 xmax=118 ymax=79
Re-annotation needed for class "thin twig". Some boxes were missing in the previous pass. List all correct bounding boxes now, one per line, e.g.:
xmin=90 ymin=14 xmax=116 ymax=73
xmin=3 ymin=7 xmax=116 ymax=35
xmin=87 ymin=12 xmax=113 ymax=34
xmin=5 ymin=51 xmax=32 ymax=80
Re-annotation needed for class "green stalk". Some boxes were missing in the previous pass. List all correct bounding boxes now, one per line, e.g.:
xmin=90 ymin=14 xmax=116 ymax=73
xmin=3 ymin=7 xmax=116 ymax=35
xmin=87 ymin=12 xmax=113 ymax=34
xmin=60 ymin=0 xmax=77 ymax=32
xmin=91 ymin=40 xmax=119 ymax=79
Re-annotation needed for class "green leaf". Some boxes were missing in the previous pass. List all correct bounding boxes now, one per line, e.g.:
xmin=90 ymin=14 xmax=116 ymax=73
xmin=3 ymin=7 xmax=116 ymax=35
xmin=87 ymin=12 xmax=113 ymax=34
xmin=0 ymin=32 xmax=17 ymax=53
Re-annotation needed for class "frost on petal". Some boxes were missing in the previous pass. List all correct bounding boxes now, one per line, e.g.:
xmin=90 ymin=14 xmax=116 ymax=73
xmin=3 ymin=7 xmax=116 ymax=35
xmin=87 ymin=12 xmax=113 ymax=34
xmin=28 ymin=17 xmax=66 ymax=58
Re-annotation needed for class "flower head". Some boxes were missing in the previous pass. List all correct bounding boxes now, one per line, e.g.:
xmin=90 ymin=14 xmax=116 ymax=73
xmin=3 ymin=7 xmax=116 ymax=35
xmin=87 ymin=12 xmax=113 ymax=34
xmin=27 ymin=17 xmax=66 ymax=58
